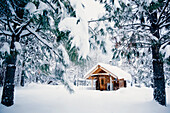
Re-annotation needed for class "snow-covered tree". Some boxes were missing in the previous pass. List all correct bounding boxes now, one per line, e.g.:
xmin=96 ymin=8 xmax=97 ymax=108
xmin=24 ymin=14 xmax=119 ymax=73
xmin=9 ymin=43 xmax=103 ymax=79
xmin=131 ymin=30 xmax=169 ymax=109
xmin=96 ymin=0 xmax=170 ymax=106
xmin=0 ymin=0 xmax=75 ymax=107
xmin=58 ymin=0 xmax=107 ymax=85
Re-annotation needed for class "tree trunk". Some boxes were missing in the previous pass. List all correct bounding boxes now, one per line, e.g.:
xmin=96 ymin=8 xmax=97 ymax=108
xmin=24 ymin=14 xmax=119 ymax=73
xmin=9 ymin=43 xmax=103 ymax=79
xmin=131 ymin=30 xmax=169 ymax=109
xmin=20 ymin=75 xmax=24 ymax=87
xmin=1 ymin=55 xmax=16 ymax=106
xmin=149 ymin=8 xmax=166 ymax=106
xmin=0 ymin=66 xmax=5 ymax=87
xmin=152 ymin=45 xmax=166 ymax=106
xmin=1 ymin=0 xmax=26 ymax=106
xmin=1 ymin=37 xmax=17 ymax=106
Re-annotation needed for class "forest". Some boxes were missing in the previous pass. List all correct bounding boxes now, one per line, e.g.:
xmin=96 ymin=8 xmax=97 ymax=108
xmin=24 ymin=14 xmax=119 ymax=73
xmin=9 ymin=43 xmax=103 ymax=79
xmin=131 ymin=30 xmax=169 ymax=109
xmin=0 ymin=0 xmax=169 ymax=112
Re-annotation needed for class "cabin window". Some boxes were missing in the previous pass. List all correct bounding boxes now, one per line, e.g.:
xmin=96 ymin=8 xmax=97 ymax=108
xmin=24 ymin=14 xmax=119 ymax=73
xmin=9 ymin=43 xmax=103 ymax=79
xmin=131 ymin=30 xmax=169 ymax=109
xmin=101 ymin=79 xmax=104 ymax=85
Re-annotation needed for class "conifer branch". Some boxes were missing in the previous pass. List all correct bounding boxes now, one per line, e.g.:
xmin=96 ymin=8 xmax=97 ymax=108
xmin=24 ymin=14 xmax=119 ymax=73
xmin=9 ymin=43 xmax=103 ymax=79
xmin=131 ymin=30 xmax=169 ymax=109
xmin=156 ymin=0 xmax=170 ymax=25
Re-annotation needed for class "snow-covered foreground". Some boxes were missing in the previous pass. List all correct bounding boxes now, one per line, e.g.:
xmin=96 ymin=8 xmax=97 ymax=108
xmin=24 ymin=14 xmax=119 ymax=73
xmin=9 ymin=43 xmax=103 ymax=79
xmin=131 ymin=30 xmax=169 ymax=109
xmin=0 ymin=84 xmax=170 ymax=113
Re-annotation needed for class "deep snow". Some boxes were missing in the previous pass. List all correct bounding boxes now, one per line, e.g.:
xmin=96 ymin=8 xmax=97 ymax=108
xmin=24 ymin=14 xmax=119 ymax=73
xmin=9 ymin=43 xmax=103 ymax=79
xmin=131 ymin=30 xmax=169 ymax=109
xmin=0 ymin=83 xmax=170 ymax=113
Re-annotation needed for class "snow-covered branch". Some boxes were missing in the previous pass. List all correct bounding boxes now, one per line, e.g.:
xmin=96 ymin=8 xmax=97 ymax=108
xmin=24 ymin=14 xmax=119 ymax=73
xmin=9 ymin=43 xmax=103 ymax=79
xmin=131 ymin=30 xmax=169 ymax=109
xmin=88 ymin=16 xmax=113 ymax=23
xmin=122 ymin=23 xmax=151 ymax=28
xmin=160 ymin=22 xmax=170 ymax=29
xmin=121 ymin=27 xmax=159 ymax=42
xmin=0 ymin=30 xmax=12 ymax=36
xmin=20 ymin=30 xmax=31 ymax=37
xmin=16 ymin=20 xmax=31 ymax=36
xmin=26 ymin=26 xmax=62 ymax=60
xmin=156 ymin=0 xmax=170 ymax=25
xmin=26 ymin=26 xmax=53 ymax=48
xmin=6 ymin=0 xmax=16 ymax=16
xmin=7 ymin=19 xmax=16 ymax=35
xmin=88 ymin=26 xmax=98 ymax=36
xmin=139 ymin=31 xmax=159 ymax=42
xmin=0 ymin=18 xmax=7 ymax=24
xmin=159 ymin=15 xmax=170 ymax=26
xmin=43 ymin=0 xmax=57 ymax=13
xmin=160 ymin=39 xmax=170 ymax=47
xmin=6 ymin=0 xmax=24 ymax=22
xmin=10 ymin=19 xmax=21 ymax=26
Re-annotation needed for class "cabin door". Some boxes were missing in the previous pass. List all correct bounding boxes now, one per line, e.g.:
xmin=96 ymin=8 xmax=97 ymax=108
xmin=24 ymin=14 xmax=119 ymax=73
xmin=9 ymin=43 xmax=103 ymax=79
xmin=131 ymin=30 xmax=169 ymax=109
xmin=99 ymin=77 xmax=105 ymax=90
xmin=96 ymin=78 xmax=100 ymax=90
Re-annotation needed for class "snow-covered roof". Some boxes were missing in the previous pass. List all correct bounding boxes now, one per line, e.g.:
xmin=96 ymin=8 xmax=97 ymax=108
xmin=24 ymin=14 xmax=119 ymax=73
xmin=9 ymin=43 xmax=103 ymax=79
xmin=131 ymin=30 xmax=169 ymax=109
xmin=84 ymin=63 xmax=131 ymax=81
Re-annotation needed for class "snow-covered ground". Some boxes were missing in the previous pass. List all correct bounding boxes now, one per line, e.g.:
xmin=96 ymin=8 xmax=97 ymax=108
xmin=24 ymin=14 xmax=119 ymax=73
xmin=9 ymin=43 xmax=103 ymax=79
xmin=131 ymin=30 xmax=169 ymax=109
xmin=0 ymin=84 xmax=170 ymax=113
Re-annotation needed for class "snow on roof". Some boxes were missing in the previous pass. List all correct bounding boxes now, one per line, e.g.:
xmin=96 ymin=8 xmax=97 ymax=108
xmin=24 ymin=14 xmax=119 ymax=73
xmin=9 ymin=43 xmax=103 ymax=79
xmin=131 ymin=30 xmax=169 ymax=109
xmin=84 ymin=63 xmax=131 ymax=81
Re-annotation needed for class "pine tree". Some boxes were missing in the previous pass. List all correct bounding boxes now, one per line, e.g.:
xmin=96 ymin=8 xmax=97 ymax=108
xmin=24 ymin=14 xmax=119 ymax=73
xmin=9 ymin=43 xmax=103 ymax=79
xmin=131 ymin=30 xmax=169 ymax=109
xmin=97 ymin=0 xmax=170 ymax=106
xmin=0 ymin=0 xmax=75 ymax=106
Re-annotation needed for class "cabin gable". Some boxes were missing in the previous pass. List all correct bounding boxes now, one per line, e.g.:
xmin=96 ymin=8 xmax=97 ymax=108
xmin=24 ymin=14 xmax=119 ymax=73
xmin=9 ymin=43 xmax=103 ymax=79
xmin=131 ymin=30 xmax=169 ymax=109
xmin=92 ymin=67 xmax=107 ymax=74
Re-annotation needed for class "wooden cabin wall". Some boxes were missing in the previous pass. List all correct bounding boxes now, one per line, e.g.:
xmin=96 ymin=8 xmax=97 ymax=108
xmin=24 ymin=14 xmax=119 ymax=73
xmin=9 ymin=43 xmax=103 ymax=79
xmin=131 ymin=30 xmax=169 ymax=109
xmin=113 ymin=81 xmax=119 ymax=90
xmin=91 ymin=75 xmax=127 ymax=91
xmin=119 ymin=79 xmax=125 ymax=88
xmin=98 ymin=75 xmax=119 ymax=91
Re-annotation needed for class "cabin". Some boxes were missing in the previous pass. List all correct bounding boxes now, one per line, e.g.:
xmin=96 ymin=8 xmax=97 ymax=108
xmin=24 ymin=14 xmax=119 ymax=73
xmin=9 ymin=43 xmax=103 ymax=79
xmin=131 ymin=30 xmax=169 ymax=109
xmin=84 ymin=63 xmax=131 ymax=91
